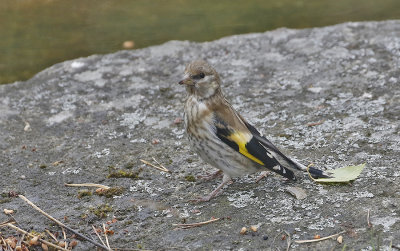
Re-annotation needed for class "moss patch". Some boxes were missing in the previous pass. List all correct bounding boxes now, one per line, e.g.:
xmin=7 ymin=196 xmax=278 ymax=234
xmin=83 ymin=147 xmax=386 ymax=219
xmin=90 ymin=204 xmax=113 ymax=218
xmin=77 ymin=189 xmax=93 ymax=199
xmin=185 ymin=175 xmax=196 ymax=182
xmin=107 ymin=168 xmax=142 ymax=179
xmin=95 ymin=187 xmax=125 ymax=198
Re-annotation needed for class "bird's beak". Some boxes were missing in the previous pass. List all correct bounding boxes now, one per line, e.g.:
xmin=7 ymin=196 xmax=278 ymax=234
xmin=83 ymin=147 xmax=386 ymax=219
xmin=178 ymin=77 xmax=194 ymax=86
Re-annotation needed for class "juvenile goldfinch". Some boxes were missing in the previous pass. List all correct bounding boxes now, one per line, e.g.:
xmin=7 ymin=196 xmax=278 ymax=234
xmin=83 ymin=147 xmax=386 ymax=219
xmin=178 ymin=60 xmax=329 ymax=202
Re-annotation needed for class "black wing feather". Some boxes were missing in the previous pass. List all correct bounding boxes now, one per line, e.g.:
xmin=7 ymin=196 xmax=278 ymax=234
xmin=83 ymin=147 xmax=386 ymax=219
xmin=244 ymin=120 xmax=330 ymax=179
xmin=245 ymin=136 xmax=296 ymax=180
xmin=214 ymin=116 xmax=296 ymax=180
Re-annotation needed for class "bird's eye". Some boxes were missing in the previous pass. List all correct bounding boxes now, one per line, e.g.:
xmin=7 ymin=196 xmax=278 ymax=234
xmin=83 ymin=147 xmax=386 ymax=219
xmin=192 ymin=72 xmax=205 ymax=79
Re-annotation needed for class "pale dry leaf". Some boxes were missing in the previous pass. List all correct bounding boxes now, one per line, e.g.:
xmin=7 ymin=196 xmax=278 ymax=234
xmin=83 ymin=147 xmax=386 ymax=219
xmin=286 ymin=186 xmax=307 ymax=200
xmin=312 ymin=163 xmax=365 ymax=183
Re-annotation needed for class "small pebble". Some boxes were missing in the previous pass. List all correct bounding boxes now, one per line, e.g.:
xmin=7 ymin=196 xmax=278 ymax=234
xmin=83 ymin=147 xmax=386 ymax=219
xmin=240 ymin=227 xmax=247 ymax=235
xmin=263 ymin=235 xmax=268 ymax=240
xmin=123 ymin=40 xmax=135 ymax=49
xmin=58 ymin=241 xmax=66 ymax=248
xmin=41 ymin=243 xmax=48 ymax=251
xmin=3 ymin=208 xmax=14 ymax=215
xmin=69 ymin=240 xmax=78 ymax=248
xmin=29 ymin=236 xmax=39 ymax=246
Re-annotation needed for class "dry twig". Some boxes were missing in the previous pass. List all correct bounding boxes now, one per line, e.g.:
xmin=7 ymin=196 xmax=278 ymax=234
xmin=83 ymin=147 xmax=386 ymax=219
xmin=284 ymin=230 xmax=292 ymax=251
xmin=103 ymin=223 xmax=111 ymax=249
xmin=65 ymin=183 xmax=111 ymax=189
xmin=295 ymin=231 xmax=346 ymax=244
xmin=0 ymin=235 xmax=6 ymax=248
xmin=18 ymin=195 xmax=111 ymax=251
xmin=0 ymin=219 xmax=15 ymax=227
xmin=62 ymin=227 xmax=68 ymax=249
xmin=173 ymin=218 xmax=220 ymax=229
xmin=271 ymin=231 xmax=291 ymax=251
xmin=45 ymin=229 xmax=58 ymax=242
xmin=16 ymin=233 xmax=25 ymax=249
xmin=140 ymin=159 xmax=170 ymax=173
xmin=6 ymin=223 xmax=69 ymax=251
xmin=92 ymin=225 xmax=107 ymax=248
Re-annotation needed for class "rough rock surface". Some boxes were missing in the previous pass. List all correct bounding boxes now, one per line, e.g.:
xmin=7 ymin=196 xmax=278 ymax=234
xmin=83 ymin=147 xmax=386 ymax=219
xmin=1 ymin=21 xmax=399 ymax=250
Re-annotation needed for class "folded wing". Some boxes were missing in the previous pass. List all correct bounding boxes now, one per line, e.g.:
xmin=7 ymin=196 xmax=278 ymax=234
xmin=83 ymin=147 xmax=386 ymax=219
xmin=214 ymin=115 xmax=296 ymax=180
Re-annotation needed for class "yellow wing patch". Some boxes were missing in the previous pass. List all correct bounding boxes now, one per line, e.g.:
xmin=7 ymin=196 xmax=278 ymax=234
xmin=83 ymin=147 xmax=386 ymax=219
xmin=228 ymin=132 xmax=264 ymax=165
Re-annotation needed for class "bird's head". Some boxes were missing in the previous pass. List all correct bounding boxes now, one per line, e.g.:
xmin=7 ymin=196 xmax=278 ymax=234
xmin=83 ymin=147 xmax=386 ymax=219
xmin=178 ymin=60 xmax=221 ymax=99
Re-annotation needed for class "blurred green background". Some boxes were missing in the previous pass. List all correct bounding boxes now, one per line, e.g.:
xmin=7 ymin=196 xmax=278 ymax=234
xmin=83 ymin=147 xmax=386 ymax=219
xmin=1 ymin=0 xmax=400 ymax=85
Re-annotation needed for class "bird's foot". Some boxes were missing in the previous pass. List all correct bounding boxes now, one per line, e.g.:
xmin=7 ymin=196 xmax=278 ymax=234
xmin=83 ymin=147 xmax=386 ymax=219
xmin=189 ymin=195 xmax=214 ymax=203
xmin=197 ymin=170 xmax=223 ymax=181
xmin=189 ymin=177 xmax=232 ymax=203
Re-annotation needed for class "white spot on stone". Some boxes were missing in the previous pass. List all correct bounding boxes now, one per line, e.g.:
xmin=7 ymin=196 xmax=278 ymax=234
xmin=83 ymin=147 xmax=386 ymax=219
xmin=272 ymin=165 xmax=280 ymax=170
xmin=227 ymin=191 xmax=258 ymax=208
xmin=371 ymin=216 xmax=400 ymax=232
xmin=108 ymin=131 xmax=123 ymax=139
xmin=24 ymin=121 xmax=31 ymax=131
xmin=353 ymin=191 xmax=374 ymax=198
xmin=71 ymin=61 xmax=85 ymax=68
xmin=179 ymin=208 xmax=190 ymax=218
xmin=129 ymin=180 xmax=162 ymax=197
xmin=130 ymin=138 xmax=147 ymax=143
xmin=152 ymin=119 xmax=170 ymax=130
xmin=120 ymin=111 xmax=146 ymax=129
xmin=365 ymin=71 xmax=378 ymax=78
xmin=75 ymin=70 xmax=103 ymax=84
xmin=308 ymin=87 xmax=323 ymax=93
xmin=91 ymin=94 xmax=143 ymax=112
xmin=264 ymin=52 xmax=285 ymax=62
xmin=388 ymin=77 xmax=397 ymax=83
xmin=94 ymin=79 xmax=106 ymax=88
xmin=270 ymin=217 xmax=286 ymax=223
xmin=62 ymin=167 xmax=82 ymax=175
xmin=322 ymin=46 xmax=350 ymax=59
xmin=361 ymin=92 xmax=373 ymax=99
xmin=47 ymin=111 xmax=73 ymax=126
xmin=143 ymin=117 xmax=159 ymax=126
xmin=94 ymin=148 xmax=110 ymax=158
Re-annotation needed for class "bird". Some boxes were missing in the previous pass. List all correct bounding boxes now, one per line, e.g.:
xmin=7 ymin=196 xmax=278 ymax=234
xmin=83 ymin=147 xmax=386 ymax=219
xmin=178 ymin=60 xmax=329 ymax=202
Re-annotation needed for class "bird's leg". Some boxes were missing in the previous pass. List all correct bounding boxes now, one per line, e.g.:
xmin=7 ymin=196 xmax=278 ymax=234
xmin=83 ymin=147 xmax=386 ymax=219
xmin=197 ymin=170 xmax=223 ymax=181
xmin=255 ymin=171 xmax=270 ymax=183
xmin=192 ymin=174 xmax=232 ymax=202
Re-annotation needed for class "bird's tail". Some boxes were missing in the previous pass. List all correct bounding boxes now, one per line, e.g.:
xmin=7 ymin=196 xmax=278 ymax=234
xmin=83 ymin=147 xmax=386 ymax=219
xmin=251 ymin=134 xmax=330 ymax=179
xmin=290 ymin=159 xmax=331 ymax=179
